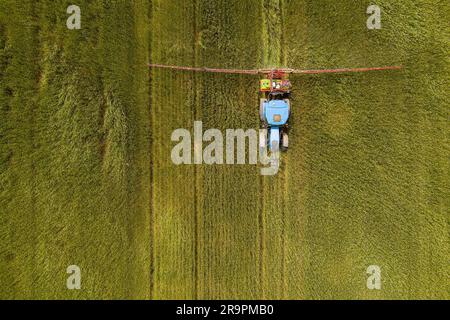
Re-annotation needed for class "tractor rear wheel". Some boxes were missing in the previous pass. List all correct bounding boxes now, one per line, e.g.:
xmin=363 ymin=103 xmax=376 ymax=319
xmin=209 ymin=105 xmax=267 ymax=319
xmin=281 ymin=131 xmax=289 ymax=151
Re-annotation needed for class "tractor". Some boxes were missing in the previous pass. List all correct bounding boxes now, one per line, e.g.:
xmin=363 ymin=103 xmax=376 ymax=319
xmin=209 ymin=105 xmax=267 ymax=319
xmin=259 ymin=70 xmax=292 ymax=152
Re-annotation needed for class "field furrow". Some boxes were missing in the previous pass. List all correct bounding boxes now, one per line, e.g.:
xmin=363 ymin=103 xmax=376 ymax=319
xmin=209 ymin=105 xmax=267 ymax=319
xmin=259 ymin=0 xmax=287 ymax=299
xmin=150 ymin=0 xmax=198 ymax=299
xmin=195 ymin=0 xmax=263 ymax=299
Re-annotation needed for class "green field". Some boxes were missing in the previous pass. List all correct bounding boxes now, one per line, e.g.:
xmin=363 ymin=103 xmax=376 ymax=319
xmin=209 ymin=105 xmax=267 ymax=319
xmin=0 ymin=0 xmax=449 ymax=299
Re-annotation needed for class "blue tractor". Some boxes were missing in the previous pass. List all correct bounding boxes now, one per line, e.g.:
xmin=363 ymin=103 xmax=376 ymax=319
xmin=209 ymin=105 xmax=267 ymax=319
xmin=259 ymin=70 xmax=291 ymax=152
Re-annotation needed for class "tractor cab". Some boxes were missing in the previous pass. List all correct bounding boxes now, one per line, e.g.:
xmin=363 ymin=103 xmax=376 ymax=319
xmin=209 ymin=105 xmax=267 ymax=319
xmin=259 ymin=70 xmax=292 ymax=97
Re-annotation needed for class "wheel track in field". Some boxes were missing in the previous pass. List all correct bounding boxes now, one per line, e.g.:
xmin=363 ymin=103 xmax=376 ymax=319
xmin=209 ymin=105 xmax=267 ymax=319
xmin=148 ymin=0 xmax=155 ymax=299
xmin=260 ymin=0 xmax=288 ymax=299
xmin=192 ymin=0 xmax=201 ymax=300
xmin=260 ymin=0 xmax=313 ymax=298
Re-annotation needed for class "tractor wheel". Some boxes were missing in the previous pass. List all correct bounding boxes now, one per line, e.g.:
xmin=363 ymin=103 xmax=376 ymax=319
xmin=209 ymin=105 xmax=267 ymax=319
xmin=284 ymin=99 xmax=291 ymax=116
xmin=260 ymin=99 xmax=267 ymax=122
xmin=281 ymin=131 xmax=289 ymax=151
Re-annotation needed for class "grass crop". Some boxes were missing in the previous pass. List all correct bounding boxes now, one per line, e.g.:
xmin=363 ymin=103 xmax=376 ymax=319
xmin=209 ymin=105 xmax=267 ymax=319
xmin=1 ymin=0 xmax=151 ymax=299
xmin=0 ymin=0 xmax=448 ymax=299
